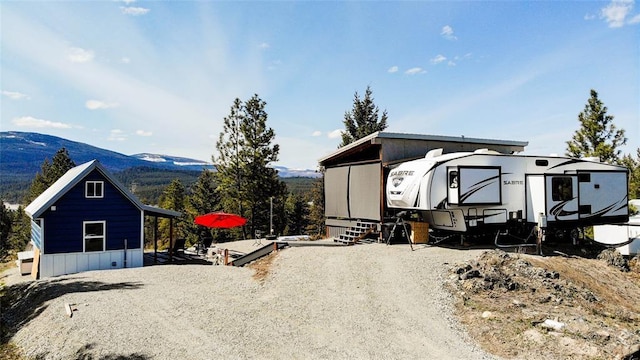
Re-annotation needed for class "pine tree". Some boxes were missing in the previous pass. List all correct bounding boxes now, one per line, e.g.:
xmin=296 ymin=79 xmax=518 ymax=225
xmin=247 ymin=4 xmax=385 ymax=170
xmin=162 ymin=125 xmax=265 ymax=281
xmin=185 ymin=169 xmax=220 ymax=247
xmin=620 ymin=148 xmax=640 ymax=201
xmin=239 ymin=95 xmax=287 ymax=238
xmin=284 ymin=193 xmax=310 ymax=235
xmin=340 ymin=86 xmax=389 ymax=147
xmin=213 ymin=94 xmax=287 ymax=240
xmin=214 ymin=98 xmax=247 ymax=239
xmin=306 ymin=176 xmax=326 ymax=238
xmin=24 ymin=147 xmax=76 ymax=203
xmin=566 ymin=89 xmax=627 ymax=164
xmin=158 ymin=179 xmax=186 ymax=246
xmin=48 ymin=148 xmax=76 ymax=183
xmin=8 ymin=206 xmax=31 ymax=255
xmin=0 ymin=202 xmax=13 ymax=261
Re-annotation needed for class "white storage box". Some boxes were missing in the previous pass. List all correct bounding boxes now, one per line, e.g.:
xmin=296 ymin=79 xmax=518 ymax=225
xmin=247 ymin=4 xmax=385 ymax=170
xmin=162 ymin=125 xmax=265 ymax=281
xmin=16 ymin=251 xmax=34 ymax=275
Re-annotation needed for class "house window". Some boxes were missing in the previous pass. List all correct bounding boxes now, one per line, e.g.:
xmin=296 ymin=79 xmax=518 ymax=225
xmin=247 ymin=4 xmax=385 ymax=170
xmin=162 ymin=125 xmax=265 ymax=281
xmin=84 ymin=221 xmax=105 ymax=252
xmin=86 ymin=181 xmax=104 ymax=198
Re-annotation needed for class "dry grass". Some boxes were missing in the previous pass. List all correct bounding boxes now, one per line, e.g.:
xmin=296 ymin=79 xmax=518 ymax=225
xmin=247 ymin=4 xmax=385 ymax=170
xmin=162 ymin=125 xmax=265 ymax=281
xmin=0 ymin=261 xmax=25 ymax=360
xmin=247 ymin=251 xmax=279 ymax=283
xmin=449 ymin=251 xmax=640 ymax=359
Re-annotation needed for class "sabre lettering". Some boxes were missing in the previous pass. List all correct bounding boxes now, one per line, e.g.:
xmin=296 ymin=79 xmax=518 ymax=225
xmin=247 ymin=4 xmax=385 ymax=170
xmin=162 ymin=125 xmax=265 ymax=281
xmin=390 ymin=170 xmax=415 ymax=177
xmin=503 ymin=180 xmax=524 ymax=185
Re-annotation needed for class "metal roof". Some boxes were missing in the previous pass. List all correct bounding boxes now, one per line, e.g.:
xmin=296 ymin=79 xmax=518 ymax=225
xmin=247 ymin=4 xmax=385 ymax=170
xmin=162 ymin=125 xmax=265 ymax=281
xmin=317 ymin=131 xmax=528 ymax=165
xmin=25 ymin=160 xmax=181 ymax=219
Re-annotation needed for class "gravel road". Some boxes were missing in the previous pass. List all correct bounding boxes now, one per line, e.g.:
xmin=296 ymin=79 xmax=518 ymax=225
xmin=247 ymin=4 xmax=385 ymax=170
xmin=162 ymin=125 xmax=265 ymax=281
xmin=4 ymin=241 xmax=497 ymax=359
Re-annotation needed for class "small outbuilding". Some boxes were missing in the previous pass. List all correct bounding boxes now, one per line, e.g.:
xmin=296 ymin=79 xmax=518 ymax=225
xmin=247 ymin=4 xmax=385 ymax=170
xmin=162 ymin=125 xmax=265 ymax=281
xmin=24 ymin=160 xmax=180 ymax=278
xmin=318 ymin=132 xmax=528 ymax=240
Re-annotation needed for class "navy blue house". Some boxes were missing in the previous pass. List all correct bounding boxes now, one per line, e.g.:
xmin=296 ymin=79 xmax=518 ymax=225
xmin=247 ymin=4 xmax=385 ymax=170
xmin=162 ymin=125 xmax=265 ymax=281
xmin=25 ymin=160 xmax=180 ymax=278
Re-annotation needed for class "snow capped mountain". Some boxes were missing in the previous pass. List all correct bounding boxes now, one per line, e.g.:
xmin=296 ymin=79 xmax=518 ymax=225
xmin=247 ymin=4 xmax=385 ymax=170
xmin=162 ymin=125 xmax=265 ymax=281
xmin=131 ymin=153 xmax=214 ymax=170
xmin=1 ymin=132 xmax=320 ymax=179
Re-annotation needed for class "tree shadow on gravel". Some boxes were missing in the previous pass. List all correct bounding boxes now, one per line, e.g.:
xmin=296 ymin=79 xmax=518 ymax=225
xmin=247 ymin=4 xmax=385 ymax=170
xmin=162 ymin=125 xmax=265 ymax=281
xmin=32 ymin=343 xmax=150 ymax=360
xmin=0 ymin=278 xmax=143 ymax=345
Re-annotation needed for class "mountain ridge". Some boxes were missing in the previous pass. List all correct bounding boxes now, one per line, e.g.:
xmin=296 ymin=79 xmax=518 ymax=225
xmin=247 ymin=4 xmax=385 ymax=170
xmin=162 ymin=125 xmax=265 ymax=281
xmin=0 ymin=131 xmax=320 ymax=178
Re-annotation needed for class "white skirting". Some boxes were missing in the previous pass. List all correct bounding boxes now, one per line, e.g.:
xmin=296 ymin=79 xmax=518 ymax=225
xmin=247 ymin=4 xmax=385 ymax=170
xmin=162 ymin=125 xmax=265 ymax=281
xmin=39 ymin=249 xmax=143 ymax=278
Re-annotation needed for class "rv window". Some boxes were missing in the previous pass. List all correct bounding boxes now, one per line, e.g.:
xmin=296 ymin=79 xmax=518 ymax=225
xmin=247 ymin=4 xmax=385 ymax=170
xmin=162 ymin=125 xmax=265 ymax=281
xmin=535 ymin=159 xmax=549 ymax=166
xmin=551 ymin=177 xmax=573 ymax=201
xmin=578 ymin=173 xmax=591 ymax=182
xmin=449 ymin=171 xmax=458 ymax=188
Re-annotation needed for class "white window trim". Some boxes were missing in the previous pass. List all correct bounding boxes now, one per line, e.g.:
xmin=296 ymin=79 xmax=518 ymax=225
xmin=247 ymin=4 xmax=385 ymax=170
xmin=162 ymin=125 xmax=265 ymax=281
xmin=83 ymin=220 xmax=106 ymax=252
xmin=85 ymin=181 xmax=104 ymax=198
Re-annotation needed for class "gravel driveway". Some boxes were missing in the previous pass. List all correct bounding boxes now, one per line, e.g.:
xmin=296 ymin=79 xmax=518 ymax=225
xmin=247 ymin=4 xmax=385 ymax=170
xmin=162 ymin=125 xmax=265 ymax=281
xmin=4 ymin=242 xmax=497 ymax=359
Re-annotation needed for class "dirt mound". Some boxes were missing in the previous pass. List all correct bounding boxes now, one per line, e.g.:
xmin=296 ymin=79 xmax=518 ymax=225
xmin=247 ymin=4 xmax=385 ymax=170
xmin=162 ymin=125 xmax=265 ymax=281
xmin=447 ymin=249 xmax=640 ymax=360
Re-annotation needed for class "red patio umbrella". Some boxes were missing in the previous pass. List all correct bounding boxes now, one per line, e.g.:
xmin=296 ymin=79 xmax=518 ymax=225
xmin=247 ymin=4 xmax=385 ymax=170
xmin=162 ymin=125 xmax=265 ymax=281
xmin=194 ymin=212 xmax=247 ymax=229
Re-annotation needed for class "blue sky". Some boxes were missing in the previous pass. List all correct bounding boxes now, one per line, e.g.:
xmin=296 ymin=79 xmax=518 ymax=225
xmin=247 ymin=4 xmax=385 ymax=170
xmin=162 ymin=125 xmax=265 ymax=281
xmin=1 ymin=1 xmax=638 ymax=170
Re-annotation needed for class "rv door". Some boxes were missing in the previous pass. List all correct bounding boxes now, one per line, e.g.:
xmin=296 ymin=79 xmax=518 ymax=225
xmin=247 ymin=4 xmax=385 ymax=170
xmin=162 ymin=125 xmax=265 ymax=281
xmin=545 ymin=175 xmax=579 ymax=222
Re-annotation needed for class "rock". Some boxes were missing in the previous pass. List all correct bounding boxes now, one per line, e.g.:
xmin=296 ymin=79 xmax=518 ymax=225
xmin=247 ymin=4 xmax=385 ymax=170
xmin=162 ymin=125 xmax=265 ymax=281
xmin=540 ymin=319 xmax=566 ymax=331
xmin=455 ymin=264 xmax=472 ymax=274
xmin=460 ymin=269 xmax=481 ymax=280
xmin=481 ymin=311 xmax=492 ymax=319
xmin=597 ymin=248 xmax=630 ymax=272
xmin=594 ymin=330 xmax=611 ymax=341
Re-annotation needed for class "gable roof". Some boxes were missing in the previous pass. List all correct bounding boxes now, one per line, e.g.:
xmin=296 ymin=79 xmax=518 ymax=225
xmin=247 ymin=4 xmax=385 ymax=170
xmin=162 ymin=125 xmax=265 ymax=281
xmin=25 ymin=160 xmax=180 ymax=219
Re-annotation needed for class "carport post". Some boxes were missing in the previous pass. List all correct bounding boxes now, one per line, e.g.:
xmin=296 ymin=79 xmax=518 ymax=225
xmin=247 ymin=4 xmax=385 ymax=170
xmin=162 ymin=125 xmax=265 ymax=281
xmin=154 ymin=216 xmax=158 ymax=263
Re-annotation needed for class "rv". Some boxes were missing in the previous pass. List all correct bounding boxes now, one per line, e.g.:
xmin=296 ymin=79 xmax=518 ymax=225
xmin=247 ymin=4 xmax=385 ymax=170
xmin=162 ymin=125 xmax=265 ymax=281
xmin=386 ymin=149 xmax=629 ymax=244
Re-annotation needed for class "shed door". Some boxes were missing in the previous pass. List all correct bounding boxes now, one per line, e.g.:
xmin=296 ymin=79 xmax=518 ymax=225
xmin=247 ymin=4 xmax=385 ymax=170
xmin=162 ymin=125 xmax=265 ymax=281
xmin=349 ymin=163 xmax=381 ymax=221
xmin=325 ymin=166 xmax=350 ymax=218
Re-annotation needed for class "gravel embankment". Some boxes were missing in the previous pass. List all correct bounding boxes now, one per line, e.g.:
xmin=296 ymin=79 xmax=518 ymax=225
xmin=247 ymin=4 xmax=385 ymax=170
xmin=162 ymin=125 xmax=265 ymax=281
xmin=3 ymin=241 xmax=497 ymax=359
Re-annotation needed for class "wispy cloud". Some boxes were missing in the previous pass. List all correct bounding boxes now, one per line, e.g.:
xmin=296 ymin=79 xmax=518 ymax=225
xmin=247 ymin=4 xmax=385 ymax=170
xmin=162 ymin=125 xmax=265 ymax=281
xmin=441 ymin=25 xmax=457 ymax=40
xmin=121 ymin=57 xmax=131 ymax=64
xmin=448 ymin=53 xmax=472 ymax=66
xmin=121 ymin=6 xmax=150 ymax=16
xmin=108 ymin=129 xmax=127 ymax=141
xmin=12 ymin=116 xmax=72 ymax=129
xmin=388 ymin=66 xmax=399 ymax=73
xmin=312 ymin=130 xmax=322 ymax=137
xmin=600 ymin=0 xmax=639 ymax=27
xmin=136 ymin=129 xmax=152 ymax=136
xmin=68 ymin=47 xmax=94 ymax=63
xmin=2 ymin=90 xmax=30 ymax=100
xmin=259 ymin=42 xmax=270 ymax=49
xmin=405 ymin=67 xmax=426 ymax=75
xmin=430 ymin=54 xmax=447 ymax=65
xmin=328 ymin=129 xmax=342 ymax=139
xmin=86 ymin=99 xmax=119 ymax=110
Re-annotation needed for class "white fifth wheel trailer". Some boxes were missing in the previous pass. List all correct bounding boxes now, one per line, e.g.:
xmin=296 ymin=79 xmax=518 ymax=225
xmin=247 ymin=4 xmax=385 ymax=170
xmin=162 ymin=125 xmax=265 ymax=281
xmin=386 ymin=149 xmax=629 ymax=245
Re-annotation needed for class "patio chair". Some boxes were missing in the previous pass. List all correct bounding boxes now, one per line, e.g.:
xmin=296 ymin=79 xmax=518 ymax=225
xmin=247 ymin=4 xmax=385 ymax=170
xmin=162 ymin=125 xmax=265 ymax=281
xmin=171 ymin=238 xmax=186 ymax=255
